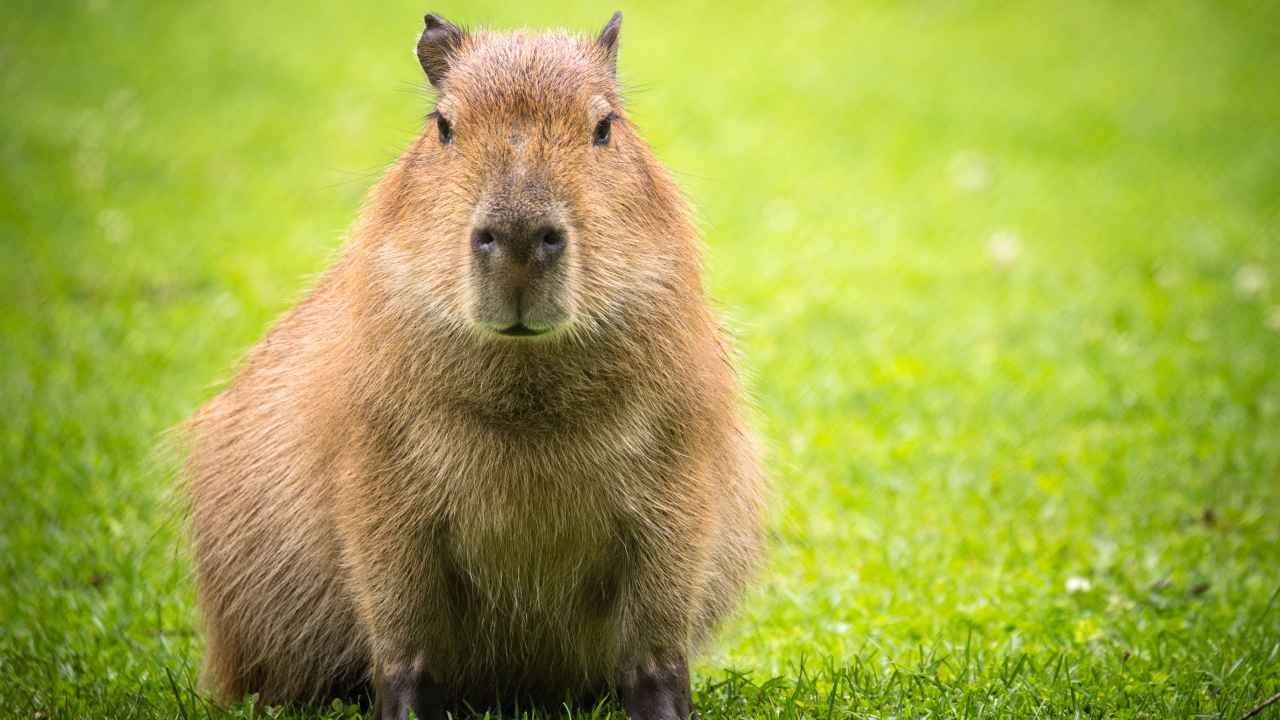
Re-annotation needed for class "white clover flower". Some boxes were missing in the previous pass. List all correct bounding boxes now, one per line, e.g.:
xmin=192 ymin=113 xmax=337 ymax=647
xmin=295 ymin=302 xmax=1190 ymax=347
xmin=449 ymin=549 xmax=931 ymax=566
xmin=949 ymin=151 xmax=991 ymax=192
xmin=1065 ymin=576 xmax=1093 ymax=593
xmin=988 ymin=229 xmax=1021 ymax=267
xmin=1235 ymin=264 xmax=1266 ymax=296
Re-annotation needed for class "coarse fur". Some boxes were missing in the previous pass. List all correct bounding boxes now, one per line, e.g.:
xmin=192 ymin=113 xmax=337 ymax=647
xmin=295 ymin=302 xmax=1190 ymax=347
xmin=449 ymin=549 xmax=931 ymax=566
xmin=184 ymin=11 xmax=764 ymax=715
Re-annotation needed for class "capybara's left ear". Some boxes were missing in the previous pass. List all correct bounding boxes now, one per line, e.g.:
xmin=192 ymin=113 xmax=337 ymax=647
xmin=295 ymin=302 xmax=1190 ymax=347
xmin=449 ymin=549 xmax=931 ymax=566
xmin=597 ymin=11 xmax=622 ymax=75
xmin=417 ymin=12 xmax=466 ymax=89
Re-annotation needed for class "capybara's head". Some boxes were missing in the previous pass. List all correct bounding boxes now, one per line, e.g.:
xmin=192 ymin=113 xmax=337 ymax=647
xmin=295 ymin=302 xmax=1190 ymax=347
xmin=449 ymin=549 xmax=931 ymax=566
xmin=369 ymin=12 xmax=697 ymax=343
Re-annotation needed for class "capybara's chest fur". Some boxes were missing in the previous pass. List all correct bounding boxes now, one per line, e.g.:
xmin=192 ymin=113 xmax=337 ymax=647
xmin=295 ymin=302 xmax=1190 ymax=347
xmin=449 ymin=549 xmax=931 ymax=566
xmin=442 ymin=476 xmax=626 ymax=689
xmin=443 ymin=443 xmax=634 ymax=617
xmin=350 ymin=399 xmax=682 ymax=689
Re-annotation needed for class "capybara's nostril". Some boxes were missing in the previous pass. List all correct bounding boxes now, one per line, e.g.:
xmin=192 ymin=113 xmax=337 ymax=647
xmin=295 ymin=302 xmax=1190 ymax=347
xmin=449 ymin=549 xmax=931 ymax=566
xmin=540 ymin=227 xmax=564 ymax=249
xmin=537 ymin=226 xmax=566 ymax=265
xmin=472 ymin=228 xmax=497 ymax=255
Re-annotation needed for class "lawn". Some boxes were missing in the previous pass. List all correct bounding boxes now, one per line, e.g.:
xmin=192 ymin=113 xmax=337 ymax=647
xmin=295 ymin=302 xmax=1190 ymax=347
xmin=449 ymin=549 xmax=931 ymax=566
xmin=3 ymin=1 xmax=1279 ymax=718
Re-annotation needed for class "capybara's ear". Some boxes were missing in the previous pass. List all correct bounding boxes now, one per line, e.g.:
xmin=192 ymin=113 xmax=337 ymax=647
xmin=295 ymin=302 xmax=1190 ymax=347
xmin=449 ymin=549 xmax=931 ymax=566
xmin=417 ymin=13 xmax=465 ymax=89
xmin=597 ymin=11 xmax=622 ymax=74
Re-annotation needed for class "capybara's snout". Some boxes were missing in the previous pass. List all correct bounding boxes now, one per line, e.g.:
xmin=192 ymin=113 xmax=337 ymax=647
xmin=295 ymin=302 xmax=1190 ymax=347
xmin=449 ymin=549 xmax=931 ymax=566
xmin=471 ymin=217 xmax=567 ymax=279
xmin=468 ymin=202 xmax=572 ymax=338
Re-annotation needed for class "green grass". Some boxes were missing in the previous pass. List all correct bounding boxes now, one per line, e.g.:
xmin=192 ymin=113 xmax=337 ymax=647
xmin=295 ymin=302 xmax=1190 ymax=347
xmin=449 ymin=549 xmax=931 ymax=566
xmin=3 ymin=0 xmax=1279 ymax=718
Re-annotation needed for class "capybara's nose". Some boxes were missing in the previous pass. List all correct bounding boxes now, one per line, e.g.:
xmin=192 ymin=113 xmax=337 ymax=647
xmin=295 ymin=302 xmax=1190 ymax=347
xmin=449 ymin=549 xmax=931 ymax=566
xmin=471 ymin=220 xmax=566 ymax=279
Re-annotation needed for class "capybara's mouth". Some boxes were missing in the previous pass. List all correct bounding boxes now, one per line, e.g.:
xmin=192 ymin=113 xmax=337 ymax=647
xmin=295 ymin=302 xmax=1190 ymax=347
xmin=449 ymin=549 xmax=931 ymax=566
xmin=496 ymin=323 xmax=548 ymax=338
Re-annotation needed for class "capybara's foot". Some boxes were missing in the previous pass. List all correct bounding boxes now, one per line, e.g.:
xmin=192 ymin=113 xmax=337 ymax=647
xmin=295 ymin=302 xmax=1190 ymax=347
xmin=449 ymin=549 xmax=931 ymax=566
xmin=373 ymin=661 xmax=448 ymax=720
xmin=617 ymin=655 xmax=696 ymax=720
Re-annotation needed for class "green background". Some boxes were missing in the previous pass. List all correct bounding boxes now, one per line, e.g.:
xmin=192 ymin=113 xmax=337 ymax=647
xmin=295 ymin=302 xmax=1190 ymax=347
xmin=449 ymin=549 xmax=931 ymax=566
xmin=3 ymin=1 xmax=1279 ymax=717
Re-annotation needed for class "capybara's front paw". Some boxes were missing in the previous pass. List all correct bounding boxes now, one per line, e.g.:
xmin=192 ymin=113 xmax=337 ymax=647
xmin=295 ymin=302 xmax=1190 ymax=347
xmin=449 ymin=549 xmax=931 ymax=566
xmin=373 ymin=660 xmax=447 ymax=720
xmin=617 ymin=655 xmax=697 ymax=720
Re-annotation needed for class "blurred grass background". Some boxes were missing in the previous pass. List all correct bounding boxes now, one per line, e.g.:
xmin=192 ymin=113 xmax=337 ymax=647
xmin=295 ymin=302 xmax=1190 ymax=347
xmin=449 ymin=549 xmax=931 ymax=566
xmin=2 ymin=1 xmax=1279 ymax=718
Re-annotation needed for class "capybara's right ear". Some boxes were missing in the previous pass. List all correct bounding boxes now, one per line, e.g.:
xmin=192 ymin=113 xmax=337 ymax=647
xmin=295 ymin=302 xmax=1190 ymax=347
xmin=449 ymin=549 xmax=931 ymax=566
xmin=597 ymin=11 xmax=622 ymax=75
xmin=417 ymin=13 xmax=465 ymax=89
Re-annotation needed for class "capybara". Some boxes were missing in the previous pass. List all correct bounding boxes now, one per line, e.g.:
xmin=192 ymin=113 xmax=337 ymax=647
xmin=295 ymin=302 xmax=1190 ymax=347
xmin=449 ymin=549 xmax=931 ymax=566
xmin=184 ymin=11 xmax=764 ymax=720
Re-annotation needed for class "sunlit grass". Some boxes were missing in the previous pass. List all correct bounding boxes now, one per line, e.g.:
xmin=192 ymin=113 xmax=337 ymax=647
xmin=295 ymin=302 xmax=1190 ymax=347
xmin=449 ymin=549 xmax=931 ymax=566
xmin=2 ymin=1 xmax=1278 ymax=718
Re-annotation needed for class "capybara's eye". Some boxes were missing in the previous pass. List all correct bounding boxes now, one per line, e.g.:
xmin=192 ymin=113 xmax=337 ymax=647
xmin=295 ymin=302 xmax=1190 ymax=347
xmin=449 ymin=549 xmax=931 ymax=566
xmin=436 ymin=114 xmax=453 ymax=145
xmin=592 ymin=114 xmax=614 ymax=146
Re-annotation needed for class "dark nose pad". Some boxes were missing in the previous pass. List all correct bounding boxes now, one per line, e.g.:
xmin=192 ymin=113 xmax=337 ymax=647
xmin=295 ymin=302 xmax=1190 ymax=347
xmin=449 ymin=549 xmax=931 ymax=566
xmin=471 ymin=222 xmax=566 ymax=273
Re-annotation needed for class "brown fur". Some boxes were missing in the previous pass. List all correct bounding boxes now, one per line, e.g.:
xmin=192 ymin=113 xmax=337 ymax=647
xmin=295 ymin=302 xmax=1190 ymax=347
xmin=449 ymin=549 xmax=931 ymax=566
xmin=184 ymin=12 xmax=764 ymax=712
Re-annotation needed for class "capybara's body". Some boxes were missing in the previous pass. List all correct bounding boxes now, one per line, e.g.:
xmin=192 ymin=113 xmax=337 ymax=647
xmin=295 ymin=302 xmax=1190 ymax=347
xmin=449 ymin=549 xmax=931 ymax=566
xmin=185 ymin=12 xmax=763 ymax=719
